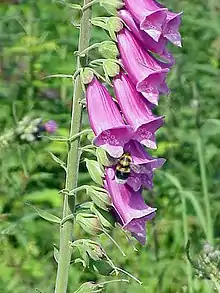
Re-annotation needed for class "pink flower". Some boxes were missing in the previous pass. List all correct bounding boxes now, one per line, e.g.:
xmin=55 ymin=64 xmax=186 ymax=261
xmin=44 ymin=120 xmax=57 ymax=133
xmin=124 ymin=0 xmax=168 ymax=42
xmin=105 ymin=167 xmax=156 ymax=244
xmin=119 ymin=9 xmax=174 ymax=65
xmin=123 ymin=140 xmax=165 ymax=191
xmin=163 ymin=11 xmax=182 ymax=47
xmin=86 ymin=78 xmax=133 ymax=158
xmin=113 ymin=72 xmax=164 ymax=148
xmin=117 ymin=28 xmax=169 ymax=105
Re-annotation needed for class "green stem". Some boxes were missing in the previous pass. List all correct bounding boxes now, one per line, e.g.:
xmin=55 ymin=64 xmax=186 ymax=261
xmin=197 ymin=135 xmax=213 ymax=244
xmin=179 ymin=191 xmax=193 ymax=293
xmin=54 ymin=1 xmax=92 ymax=292
xmin=82 ymin=0 xmax=99 ymax=11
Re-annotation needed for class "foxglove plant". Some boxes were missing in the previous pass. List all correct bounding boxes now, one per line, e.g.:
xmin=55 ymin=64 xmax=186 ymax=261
xmin=37 ymin=0 xmax=182 ymax=293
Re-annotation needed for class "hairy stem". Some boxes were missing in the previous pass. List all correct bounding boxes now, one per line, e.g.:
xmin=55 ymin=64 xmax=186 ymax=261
xmin=54 ymin=1 xmax=92 ymax=292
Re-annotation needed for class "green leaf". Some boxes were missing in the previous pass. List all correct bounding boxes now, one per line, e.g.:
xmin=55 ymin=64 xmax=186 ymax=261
xmin=85 ymin=159 xmax=104 ymax=186
xmin=49 ymin=152 xmax=66 ymax=171
xmin=53 ymin=245 xmax=59 ymax=263
xmin=26 ymin=203 xmax=61 ymax=224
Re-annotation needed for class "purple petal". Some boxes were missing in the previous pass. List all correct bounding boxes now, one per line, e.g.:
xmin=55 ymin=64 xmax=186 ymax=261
xmin=163 ymin=11 xmax=182 ymax=47
xmin=124 ymin=0 xmax=167 ymax=41
xmin=117 ymin=28 xmax=170 ymax=105
xmin=105 ymin=167 xmax=156 ymax=244
xmin=113 ymin=73 xmax=164 ymax=147
xmin=86 ymin=78 xmax=133 ymax=157
xmin=119 ymin=9 xmax=175 ymax=65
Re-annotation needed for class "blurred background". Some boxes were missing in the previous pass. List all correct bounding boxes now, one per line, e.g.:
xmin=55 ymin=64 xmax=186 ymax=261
xmin=1 ymin=0 xmax=220 ymax=292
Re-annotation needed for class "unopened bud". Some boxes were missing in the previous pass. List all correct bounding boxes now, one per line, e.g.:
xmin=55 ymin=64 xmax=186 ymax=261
xmin=76 ymin=213 xmax=102 ymax=235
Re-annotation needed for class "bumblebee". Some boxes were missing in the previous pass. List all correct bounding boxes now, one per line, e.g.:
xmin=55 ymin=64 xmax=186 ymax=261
xmin=115 ymin=152 xmax=132 ymax=184
xmin=115 ymin=152 xmax=147 ymax=184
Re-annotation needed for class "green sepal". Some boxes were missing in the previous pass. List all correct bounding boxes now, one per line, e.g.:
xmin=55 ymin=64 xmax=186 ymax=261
xmin=103 ymin=59 xmax=120 ymax=77
xmin=91 ymin=204 xmax=115 ymax=229
xmin=91 ymin=17 xmax=108 ymax=30
xmin=76 ymin=213 xmax=102 ymax=235
xmin=74 ymin=282 xmax=104 ymax=293
xmin=98 ymin=41 xmax=119 ymax=59
xmin=99 ymin=0 xmax=123 ymax=15
xmin=86 ymin=186 xmax=111 ymax=211
xmin=96 ymin=147 xmax=116 ymax=167
xmin=85 ymin=159 xmax=104 ymax=186
xmin=26 ymin=203 xmax=61 ymax=224
xmin=89 ymin=259 xmax=114 ymax=276
xmin=81 ymin=67 xmax=94 ymax=84
xmin=107 ymin=17 xmax=123 ymax=33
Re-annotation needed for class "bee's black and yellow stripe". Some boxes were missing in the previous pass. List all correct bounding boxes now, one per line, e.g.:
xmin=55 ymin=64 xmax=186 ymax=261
xmin=115 ymin=152 xmax=132 ymax=182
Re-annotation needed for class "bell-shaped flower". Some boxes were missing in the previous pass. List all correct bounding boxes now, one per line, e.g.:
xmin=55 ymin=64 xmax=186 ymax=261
xmin=113 ymin=73 xmax=164 ymax=148
xmin=105 ymin=167 xmax=156 ymax=244
xmin=149 ymin=0 xmax=182 ymax=46
xmin=123 ymin=140 xmax=166 ymax=191
xmin=117 ymin=28 xmax=169 ymax=105
xmin=118 ymin=9 xmax=174 ymax=65
xmin=86 ymin=78 xmax=133 ymax=158
xmin=124 ymin=0 xmax=168 ymax=42
xmin=163 ymin=11 xmax=182 ymax=47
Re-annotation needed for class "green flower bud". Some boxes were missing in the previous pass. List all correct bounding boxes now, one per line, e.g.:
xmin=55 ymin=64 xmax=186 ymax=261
xmin=81 ymin=67 xmax=94 ymax=85
xmin=76 ymin=213 xmax=102 ymax=235
xmin=107 ymin=17 xmax=123 ymax=33
xmin=103 ymin=60 xmax=120 ymax=78
xmin=87 ymin=186 xmax=111 ymax=211
xmin=98 ymin=41 xmax=119 ymax=59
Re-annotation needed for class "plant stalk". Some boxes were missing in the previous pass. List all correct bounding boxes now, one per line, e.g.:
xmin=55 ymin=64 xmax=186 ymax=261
xmin=197 ymin=135 xmax=213 ymax=244
xmin=54 ymin=1 xmax=92 ymax=292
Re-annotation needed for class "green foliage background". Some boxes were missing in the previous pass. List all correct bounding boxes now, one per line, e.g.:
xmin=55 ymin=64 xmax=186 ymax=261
xmin=1 ymin=0 xmax=220 ymax=292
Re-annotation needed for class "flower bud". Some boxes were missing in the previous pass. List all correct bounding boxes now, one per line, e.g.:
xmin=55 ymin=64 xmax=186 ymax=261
xmin=76 ymin=213 xmax=102 ymax=235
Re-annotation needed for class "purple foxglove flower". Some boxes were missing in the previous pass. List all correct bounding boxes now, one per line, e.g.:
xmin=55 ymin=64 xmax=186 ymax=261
xmin=124 ymin=140 xmax=165 ymax=191
xmin=44 ymin=120 xmax=57 ymax=133
xmin=113 ymin=72 xmax=164 ymax=148
xmin=86 ymin=78 xmax=133 ymax=158
xmin=117 ymin=28 xmax=169 ymax=105
xmin=163 ymin=11 xmax=182 ymax=47
xmin=118 ymin=9 xmax=174 ymax=65
xmin=105 ymin=167 xmax=156 ymax=244
xmin=124 ymin=0 xmax=168 ymax=42
xmin=150 ymin=0 xmax=182 ymax=46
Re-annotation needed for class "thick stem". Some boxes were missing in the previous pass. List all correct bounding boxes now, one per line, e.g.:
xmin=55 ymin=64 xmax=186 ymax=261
xmin=54 ymin=1 xmax=92 ymax=292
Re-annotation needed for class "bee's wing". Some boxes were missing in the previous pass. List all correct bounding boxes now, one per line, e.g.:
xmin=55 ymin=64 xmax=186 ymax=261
xmin=130 ymin=164 xmax=148 ymax=174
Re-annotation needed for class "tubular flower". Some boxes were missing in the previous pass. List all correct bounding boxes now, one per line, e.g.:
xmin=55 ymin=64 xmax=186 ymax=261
xmin=163 ymin=11 xmax=182 ymax=47
xmin=150 ymin=0 xmax=182 ymax=46
xmin=86 ymin=78 xmax=133 ymax=158
xmin=105 ymin=167 xmax=156 ymax=244
xmin=118 ymin=9 xmax=174 ymax=65
xmin=124 ymin=0 xmax=167 ymax=42
xmin=117 ymin=28 xmax=169 ymax=105
xmin=113 ymin=72 xmax=164 ymax=148
xmin=123 ymin=140 xmax=166 ymax=191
